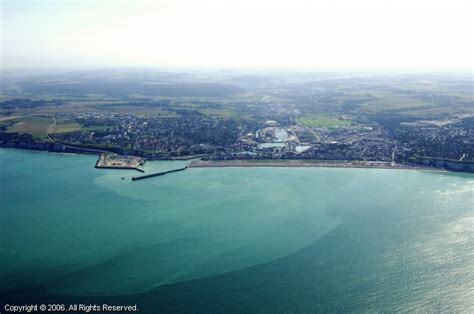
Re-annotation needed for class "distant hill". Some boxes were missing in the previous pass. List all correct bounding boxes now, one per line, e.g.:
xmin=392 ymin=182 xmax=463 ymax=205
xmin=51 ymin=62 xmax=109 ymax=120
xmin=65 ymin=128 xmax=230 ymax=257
xmin=15 ymin=80 xmax=244 ymax=97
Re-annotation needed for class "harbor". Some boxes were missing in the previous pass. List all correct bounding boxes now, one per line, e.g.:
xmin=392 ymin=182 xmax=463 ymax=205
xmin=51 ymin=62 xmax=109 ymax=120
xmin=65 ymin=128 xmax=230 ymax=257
xmin=95 ymin=153 xmax=145 ymax=172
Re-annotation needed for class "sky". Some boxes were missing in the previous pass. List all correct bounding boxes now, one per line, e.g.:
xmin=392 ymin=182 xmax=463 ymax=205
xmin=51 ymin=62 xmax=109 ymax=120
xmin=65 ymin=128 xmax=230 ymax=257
xmin=1 ymin=0 xmax=473 ymax=70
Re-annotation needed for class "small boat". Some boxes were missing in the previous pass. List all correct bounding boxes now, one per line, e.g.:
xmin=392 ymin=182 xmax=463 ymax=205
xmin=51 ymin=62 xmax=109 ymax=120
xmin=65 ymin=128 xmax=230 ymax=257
xmin=121 ymin=177 xmax=126 ymax=180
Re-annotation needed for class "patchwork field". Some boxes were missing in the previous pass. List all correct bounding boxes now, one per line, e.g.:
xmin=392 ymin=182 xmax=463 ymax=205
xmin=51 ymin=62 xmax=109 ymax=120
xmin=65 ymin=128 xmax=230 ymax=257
xmin=6 ymin=116 xmax=82 ymax=140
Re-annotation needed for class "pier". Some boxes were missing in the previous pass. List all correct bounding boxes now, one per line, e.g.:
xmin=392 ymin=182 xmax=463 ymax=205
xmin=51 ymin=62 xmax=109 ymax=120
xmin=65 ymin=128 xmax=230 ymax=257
xmin=132 ymin=166 xmax=187 ymax=181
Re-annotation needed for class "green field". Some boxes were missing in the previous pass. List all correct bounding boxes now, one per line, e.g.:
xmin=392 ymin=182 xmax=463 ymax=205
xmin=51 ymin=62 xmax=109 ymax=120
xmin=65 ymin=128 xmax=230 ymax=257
xmin=50 ymin=121 xmax=82 ymax=134
xmin=198 ymin=108 xmax=235 ymax=117
xmin=298 ymin=114 xmax=351 ymax=127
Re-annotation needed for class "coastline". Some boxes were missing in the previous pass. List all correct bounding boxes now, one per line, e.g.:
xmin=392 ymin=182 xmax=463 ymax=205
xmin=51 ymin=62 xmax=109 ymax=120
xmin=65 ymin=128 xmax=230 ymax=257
xmin=188 ymin=159 xmax=446 ymax=172
xmin=2 ymin=146 xmax=472 ymax=174
xmin=0 ymin=144 xmax=206 ymax=161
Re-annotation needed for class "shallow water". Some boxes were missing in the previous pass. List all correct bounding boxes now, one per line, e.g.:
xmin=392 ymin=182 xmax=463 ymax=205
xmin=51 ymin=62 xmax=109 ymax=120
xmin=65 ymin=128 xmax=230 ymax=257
xmin=1 ymin=148 xmax=473 ymax=312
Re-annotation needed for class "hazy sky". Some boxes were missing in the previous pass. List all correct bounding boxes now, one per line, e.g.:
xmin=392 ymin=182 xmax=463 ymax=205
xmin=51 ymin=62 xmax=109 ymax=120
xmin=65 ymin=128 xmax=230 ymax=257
xmin=1 ymin=0 xmax=473 ymax=70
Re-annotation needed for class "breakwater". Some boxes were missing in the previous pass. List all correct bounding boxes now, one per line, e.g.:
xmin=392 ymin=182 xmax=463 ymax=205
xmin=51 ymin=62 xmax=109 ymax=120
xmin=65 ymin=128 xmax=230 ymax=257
xmin=95 ymin=165 xmax=145 ymax=172
xmin=132 ymin=166 xmax=187 ymax=181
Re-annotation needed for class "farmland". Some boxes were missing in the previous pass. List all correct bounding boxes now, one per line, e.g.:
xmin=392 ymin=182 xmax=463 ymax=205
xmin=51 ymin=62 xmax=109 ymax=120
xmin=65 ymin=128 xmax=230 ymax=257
xmin=298 ymin=114 xmax=352 ymax=127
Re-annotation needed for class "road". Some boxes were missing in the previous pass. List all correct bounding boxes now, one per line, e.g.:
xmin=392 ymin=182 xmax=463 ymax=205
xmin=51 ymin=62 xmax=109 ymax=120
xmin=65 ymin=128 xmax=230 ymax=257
xmin=46 ymin=116 xmax=57 ymax=142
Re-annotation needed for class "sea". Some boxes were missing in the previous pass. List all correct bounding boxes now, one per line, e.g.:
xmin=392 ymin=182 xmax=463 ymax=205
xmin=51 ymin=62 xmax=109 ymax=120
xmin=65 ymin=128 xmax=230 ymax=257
xmin=0 ymin=148 xmax=473 ymax=312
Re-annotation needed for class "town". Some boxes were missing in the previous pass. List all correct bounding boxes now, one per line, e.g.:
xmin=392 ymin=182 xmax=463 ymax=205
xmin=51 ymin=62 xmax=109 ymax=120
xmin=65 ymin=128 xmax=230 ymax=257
xmin=0 ymin=70 xmax=472 ymax=172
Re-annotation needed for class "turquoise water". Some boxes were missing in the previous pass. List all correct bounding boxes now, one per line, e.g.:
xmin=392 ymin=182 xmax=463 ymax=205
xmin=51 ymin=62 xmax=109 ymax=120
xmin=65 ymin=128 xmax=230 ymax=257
xmin=1 ymin=148 xmax=473 ymax=312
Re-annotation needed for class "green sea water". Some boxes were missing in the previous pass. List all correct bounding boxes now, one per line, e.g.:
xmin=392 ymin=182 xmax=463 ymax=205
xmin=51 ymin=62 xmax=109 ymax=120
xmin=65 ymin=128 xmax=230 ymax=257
xmin=1 ymin=148 xmax=473 ymax=312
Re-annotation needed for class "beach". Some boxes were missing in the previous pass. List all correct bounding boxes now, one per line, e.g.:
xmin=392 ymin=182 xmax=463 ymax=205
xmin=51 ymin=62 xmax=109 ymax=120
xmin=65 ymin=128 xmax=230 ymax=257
xmin=188 ymin=159 xmax=443 ymax=171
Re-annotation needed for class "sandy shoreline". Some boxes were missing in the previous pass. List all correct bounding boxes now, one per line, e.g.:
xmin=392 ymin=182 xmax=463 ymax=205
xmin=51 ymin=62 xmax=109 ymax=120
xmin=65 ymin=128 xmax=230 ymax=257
xmin=188 ymin=159 xmax=445 ymax=172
